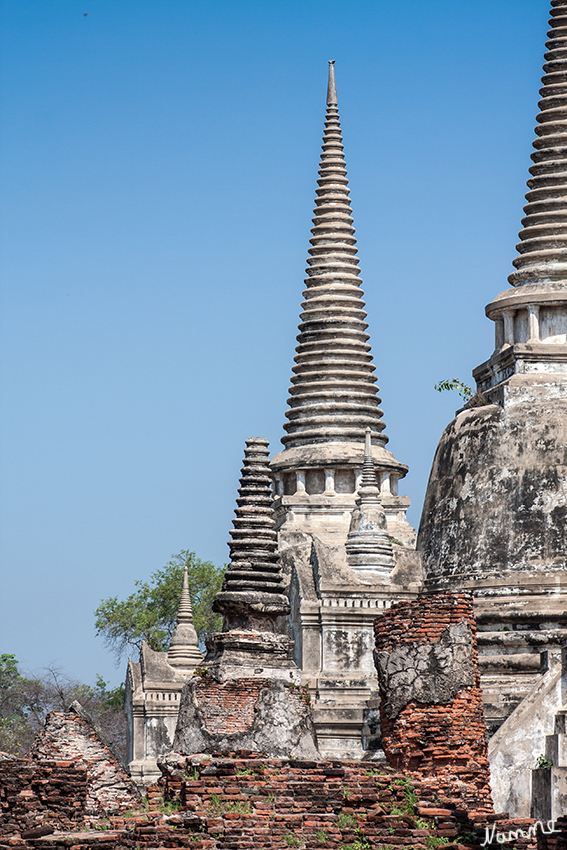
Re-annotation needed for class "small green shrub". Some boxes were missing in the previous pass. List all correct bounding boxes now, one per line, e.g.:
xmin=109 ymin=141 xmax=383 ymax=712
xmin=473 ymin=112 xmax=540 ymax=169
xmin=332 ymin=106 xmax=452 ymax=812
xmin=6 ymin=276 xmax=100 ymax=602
xmin=338 ymin=813 xmax=357 ymax=830
xmin=434 ymin=378 xmax=473 ymax=401
xmin=184 ymin=765 xmax=199 ymax=780
xmin=283 ymin=832 xmax=302 ymax=847
xmin=425 ymin=836 xmax=447 ymax=849
xmin=415 ymin=816 xmax=434 ymax=830
xmin=209 ymin=793 xmax=250 ymax=815
xmin=339 ymin=840 xmax=372 ymax=850
xmin=316 ymin=830 xmax=328 ymax=844
xmin=161 ymin=800 xmax=182 ymax=815
xmin=388 ymin=778 xmax=416 ymax=815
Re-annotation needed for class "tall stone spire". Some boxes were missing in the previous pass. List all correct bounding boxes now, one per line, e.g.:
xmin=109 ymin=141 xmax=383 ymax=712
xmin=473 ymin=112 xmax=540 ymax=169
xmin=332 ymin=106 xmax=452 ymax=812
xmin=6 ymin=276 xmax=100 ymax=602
xmin=479 ymin=0 xmax=567 ymax=372
xmin=345 ymin=428 xmax=395 ymax=579
xmin=268 ymin=63 xmax=420 ymax=762
xmin=167 ymin=565 xmax=203 ymax=669
xmin=282 ymin=60 xmax=387 ymax=449
xmin=509 ymin=0 xmax=567 ymax=288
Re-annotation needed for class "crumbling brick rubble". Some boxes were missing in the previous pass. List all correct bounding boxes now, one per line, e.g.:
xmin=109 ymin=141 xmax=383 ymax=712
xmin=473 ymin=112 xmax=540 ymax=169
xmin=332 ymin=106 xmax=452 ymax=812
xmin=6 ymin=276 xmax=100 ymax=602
xmin=374 ymin=591 xmax=494 ymax=814
xmin=29 ymin=705 xmax=138 ymax=814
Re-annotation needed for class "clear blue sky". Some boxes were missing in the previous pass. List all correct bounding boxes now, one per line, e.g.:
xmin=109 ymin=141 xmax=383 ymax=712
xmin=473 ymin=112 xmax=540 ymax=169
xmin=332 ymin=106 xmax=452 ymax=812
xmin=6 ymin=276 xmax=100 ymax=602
xmin=0 ymin=0 xmax=550 ymax=686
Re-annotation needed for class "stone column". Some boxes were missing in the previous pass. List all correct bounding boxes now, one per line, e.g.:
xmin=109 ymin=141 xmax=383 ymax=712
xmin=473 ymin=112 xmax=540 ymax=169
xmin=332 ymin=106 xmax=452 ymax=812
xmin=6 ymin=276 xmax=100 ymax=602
xmin=380 ymin=472 xmax=391 ymax=496
xmin=495 ymin=317 xmax=504 ymax=350
xmin=296 ymin=469 xmax=306 ymax=493
xmin=527 ymin=304 xmax=540 ymax=342
xmin=502 ymin=309 xmax=515 ymax=346
xmin=324 ymin=468 xmax=335 ymax=493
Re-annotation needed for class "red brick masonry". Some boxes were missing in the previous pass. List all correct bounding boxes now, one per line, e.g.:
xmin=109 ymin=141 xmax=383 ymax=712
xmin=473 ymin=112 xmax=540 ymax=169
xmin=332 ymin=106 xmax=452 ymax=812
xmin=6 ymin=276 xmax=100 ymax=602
xmin=374 ymin=591 xmax=493 ymax=813
xmin=192 ymin=678 xmax=264 ymax=735
xmin=2 ymin=753 xmax=562 ymax=848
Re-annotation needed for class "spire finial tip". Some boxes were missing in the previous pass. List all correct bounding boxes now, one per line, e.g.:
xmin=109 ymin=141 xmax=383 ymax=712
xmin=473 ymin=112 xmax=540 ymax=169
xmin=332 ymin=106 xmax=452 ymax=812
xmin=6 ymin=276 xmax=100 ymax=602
xmin=364 ymin=427 xmax=372 ymax=458
xmin=326 ymin=60 xmax=338 ymax=106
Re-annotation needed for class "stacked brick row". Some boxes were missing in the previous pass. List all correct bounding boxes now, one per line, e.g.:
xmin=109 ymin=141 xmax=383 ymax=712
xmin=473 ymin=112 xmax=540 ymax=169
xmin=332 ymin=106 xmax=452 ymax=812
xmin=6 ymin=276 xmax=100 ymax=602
xmin=374 ymin=591 xmax=494 ymax=813
xmin=0 ymin=758 xmax=87 ymax=837
xmin=150 ymin=754 xmax=473 ymax=848
xmin=2 ymin=754 xmax=557 ymax=848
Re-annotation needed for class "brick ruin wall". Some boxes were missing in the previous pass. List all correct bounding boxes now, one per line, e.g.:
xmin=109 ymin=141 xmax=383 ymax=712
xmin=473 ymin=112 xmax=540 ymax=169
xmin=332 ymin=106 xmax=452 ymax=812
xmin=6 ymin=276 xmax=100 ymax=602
xmin=4 ymin=591 xmax=567 ymax=847
xmin=374 ymin=590 xmax=494 ymax=813
xmin=0 ymin=756 xmax=88 ymax=839
xmin=29 ymin=706 xmax=138 ymax=814
xmin=3 ymin=752 xmax=563 ymax=849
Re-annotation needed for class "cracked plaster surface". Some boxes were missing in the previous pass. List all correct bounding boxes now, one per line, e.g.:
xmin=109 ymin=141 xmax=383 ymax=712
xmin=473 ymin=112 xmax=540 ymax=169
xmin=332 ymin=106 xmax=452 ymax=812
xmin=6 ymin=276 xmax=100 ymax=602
xmin=374 ymin=619 xmax=475 ymax=719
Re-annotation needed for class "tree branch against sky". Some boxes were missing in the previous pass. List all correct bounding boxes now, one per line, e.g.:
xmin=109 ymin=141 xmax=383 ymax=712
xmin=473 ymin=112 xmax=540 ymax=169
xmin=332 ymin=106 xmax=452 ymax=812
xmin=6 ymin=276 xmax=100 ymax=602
xmin=0 ymin=654 xmax=127 ymax=759
xmin=94 ymin=551 xmax=224 ymax=663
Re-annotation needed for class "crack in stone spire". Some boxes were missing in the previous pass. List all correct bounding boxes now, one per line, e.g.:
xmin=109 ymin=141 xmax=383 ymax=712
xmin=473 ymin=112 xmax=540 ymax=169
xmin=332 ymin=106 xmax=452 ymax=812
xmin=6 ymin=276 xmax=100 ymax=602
xmin=510 ymin=0 xmax=567 ymax=287
xmin=281 ymin=62 xmax=388 ymax=449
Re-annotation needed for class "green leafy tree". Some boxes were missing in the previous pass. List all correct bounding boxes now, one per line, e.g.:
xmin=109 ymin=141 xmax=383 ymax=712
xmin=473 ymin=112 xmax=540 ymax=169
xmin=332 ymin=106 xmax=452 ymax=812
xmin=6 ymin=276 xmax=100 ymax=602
xmin=94 ymin=550 xmax=224 ymax=662
xmin=0 ymin=654 xmax=42 ymax=755
xmin=0 ymin=656 xmax=126 ymax=760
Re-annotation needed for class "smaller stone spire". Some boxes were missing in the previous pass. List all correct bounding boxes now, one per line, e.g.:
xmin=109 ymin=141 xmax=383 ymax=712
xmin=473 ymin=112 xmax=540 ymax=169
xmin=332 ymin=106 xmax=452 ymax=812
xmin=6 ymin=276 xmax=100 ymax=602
xmin=345 ymin=428 xmax=395 ymax=580
xmin=205 ymin=438 xmax=296 ymax=681
xmin=327 ymin=60 xmax=337 ymax=106
xmin=167 ymin=566 xmax=203 ymax=669
xmin=213 ymin=438 xmax=290 ymax=630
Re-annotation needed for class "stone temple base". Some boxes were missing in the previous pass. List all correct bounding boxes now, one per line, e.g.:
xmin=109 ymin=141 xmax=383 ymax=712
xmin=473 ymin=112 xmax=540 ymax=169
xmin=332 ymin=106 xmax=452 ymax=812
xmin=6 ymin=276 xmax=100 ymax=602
xmin=172 ymin=675 xmax=320 ymax=759
xmin=204 ymin=629 xmax=300 ymax=684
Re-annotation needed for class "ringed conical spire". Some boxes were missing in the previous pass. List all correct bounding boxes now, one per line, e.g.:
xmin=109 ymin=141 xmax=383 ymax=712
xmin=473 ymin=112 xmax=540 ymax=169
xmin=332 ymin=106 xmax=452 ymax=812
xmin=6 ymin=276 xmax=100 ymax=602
xmin=213 ymin=438 xmax=290 ymax=623
xmin=282 ymin=61 xmax=388 ymax=449
xmin=167 ymin=565 xmax=203 ymax=669
xmin=510 ymin=0 xmax=567 ymax=287
xmin=345 ymin=429 xmax=395 ymax=578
